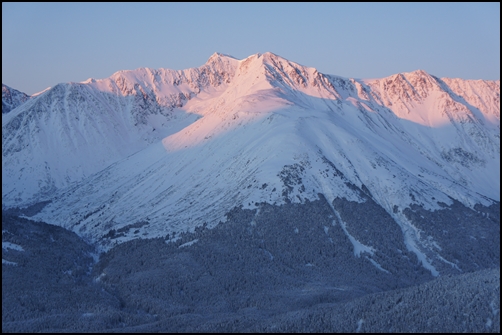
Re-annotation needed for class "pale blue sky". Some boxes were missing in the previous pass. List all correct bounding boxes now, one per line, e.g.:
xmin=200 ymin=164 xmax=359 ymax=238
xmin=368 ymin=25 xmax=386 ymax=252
xmin=2 ymin=2 xmax=500 ymax=95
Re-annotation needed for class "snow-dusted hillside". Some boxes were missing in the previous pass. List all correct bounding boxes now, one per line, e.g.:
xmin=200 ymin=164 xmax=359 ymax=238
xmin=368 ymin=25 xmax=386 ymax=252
xmin=2 ymin=52 xmax=500 ymax=275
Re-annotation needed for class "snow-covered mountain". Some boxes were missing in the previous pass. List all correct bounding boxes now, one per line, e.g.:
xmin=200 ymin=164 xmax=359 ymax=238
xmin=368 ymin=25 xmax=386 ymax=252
xmin=2 ymin=84 xmax=30 ymax=114
xmin=2 ymin=52 xmax=500 ymax=276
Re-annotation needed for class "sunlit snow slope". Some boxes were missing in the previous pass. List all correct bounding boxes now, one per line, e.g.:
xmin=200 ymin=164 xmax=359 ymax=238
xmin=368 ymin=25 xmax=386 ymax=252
xmin=2 ymin=53 xmax=500 ymax=256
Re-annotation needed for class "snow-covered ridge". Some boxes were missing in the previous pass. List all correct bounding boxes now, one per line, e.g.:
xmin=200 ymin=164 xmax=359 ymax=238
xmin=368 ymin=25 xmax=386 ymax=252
xmin=2 ymin=52 xmax=499 ymax=255
xmin=2 ymin=53 xmax=241 ymax=205
xmin=2 ymin=84 xmax=30 ymax=114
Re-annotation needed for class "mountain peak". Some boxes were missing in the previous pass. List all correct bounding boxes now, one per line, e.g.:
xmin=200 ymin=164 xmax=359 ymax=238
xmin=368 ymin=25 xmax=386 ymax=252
xmin=258 ymin=51 xmax=292 ymax=64
xmin=404 ymin=69 xmax=430 ymax=77
xmin=2 ymin=84 xmax=30 ymax=114
xmin=238 ymin=52 xmax=291 ymax=66
xmin=207 ymin=52 xmax=238 ymax=63
xmin=259 ymin=51 xmax=279 ymax=58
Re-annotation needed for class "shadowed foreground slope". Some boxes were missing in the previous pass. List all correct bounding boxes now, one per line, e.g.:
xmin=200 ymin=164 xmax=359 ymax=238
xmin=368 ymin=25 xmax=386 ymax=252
xmin=2 ymin=201 xmax=500 ymax=332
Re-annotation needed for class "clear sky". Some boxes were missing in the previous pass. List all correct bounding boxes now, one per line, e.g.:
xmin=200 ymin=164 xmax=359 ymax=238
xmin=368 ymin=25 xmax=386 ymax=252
xmin=2 ymin=2 xmax=500 ymax=95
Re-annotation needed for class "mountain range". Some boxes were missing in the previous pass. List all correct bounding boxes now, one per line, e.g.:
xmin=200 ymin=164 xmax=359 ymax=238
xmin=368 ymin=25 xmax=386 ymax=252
xmin=2 ymin=52 xmax=500 ymax=332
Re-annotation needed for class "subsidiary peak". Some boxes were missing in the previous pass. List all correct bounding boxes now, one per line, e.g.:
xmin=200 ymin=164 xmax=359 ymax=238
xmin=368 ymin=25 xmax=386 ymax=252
xmin=402 ymin=69 xmax=431 ymax=77
xmin=207 ymin=52 xmax=238 ymax=61
xmin=205 ymin=53 xmax=240 ymax=70
xmin=2 ymin=83 xmax=31 ymax=114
